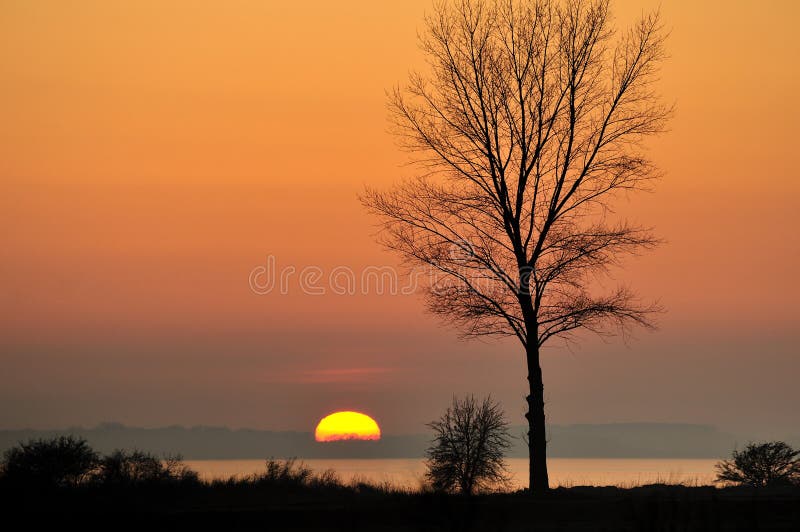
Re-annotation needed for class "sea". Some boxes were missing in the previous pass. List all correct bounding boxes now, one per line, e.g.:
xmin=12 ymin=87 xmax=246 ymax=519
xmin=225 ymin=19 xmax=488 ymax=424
xmin=184 ymin=458 xmax=720 ymax=489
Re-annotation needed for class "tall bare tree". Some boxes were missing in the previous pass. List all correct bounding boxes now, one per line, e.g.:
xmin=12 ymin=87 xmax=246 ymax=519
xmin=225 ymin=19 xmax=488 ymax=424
xmin=363 ymin=0 xmax=670 ymax=492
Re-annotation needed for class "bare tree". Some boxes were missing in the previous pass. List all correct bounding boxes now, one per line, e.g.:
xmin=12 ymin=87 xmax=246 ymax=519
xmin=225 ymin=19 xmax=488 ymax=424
xmin=363 ymin=0 xmax=670 ymax=492
xmin=426 ymin=395 xmax=511 ymax=495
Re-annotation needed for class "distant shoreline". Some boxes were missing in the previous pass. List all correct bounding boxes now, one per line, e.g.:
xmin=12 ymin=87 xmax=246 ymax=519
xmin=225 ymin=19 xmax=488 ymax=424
xmin=3 ymin=422 xmax=787 ymax=460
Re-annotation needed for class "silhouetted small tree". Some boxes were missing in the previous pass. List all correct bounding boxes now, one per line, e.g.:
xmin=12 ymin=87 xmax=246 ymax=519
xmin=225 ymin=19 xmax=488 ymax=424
xmin=425 ymin=395 xmax=511 ymax=495
xmin=716 ymin=442 xmax=800 ymax=487
xmin=1 ymin=435 xmax=98 ymax=487
xmin=94 ymin=449 xmax=199 ymax=486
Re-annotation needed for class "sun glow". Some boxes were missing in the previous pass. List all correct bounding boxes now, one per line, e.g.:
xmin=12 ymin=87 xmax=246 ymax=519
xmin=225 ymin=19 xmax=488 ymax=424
xmin=314 ymin=411 xmax=381 ymax=442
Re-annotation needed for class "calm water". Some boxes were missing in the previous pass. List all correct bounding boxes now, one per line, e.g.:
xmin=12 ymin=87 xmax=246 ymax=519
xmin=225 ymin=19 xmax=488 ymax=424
xmin=184 ymin=458 xmax=719 ymax=489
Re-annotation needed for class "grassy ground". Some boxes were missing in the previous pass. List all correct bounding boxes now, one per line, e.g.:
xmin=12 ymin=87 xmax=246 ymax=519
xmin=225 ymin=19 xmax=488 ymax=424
xmin=2 ymin=465 xmax=799 ymax=531
xmin=4 ymin=484 xmax=800 ymax=531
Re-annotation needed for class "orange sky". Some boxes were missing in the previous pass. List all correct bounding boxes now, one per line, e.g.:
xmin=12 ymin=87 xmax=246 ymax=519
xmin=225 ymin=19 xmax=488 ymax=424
xmin=1 ymin=1 xmax=798 ymax=436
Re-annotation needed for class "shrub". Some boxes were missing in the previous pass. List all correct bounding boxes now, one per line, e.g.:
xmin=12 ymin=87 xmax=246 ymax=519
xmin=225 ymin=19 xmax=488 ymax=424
xmin=213 ymin=459 xmax=344 ymax=492
xmin=425 ymin=395 xmax=511 ymax=495
xmin=94 ymin=449 xmax=199 ymax=486
xmin=1 ymin=435 xmax=98 ymax=488
xmin=716 ymin=441 xmax=800 ymax=487
xmin=259 ymin=458 xmax=313 ymax=486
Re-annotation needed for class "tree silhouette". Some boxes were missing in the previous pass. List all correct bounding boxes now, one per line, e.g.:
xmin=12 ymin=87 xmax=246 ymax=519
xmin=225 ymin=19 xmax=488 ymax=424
xmin=94 ymin=449 xmax=199 ymax=486
xmin=716 ymin=442 xmax=800 ymax=488
xmin=363 ymin=0 xmax=669 ymax=492
xmin=1 ymin=435 xmax=98 ymax=488
xmin=425 ymin=395 xmax=511 ymax=495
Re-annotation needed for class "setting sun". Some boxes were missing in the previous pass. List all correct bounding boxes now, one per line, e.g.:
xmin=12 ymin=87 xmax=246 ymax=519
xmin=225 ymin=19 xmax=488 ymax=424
xmin=314 ymin=411 xmax=381 ymax=442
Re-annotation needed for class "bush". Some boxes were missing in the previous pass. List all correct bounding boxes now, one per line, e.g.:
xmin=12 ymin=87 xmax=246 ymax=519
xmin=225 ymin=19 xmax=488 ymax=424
xmin=425 ymin=395 xmax=511 ymax=495
xmin=209 ymin=459 xmax=344 ymax=493
xmin=255 ymin=458 xmax=341 ymax=490
xmin=1 ymin=435 xmax=98 ymax=488
xmin=716 ymin=441 xmax=800 ymax=487
xmin=261 ymin=457 xmax=312 ymax=485
xmin=94 ymin=449 xmax=199 ymax=486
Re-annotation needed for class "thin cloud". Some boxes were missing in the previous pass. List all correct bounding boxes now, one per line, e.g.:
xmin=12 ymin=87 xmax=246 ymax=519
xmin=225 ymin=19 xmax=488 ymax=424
xmin=262 ymin=367 xmax=396 ymax=384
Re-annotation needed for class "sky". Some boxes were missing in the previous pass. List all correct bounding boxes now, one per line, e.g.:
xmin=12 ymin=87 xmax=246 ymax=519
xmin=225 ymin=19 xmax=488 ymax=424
xmin=1 ymin=1 xmax=798 ymax=438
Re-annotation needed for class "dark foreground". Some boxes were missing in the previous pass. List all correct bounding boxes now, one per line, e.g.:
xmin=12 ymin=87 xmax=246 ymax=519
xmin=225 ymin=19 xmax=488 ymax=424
xmin=3 ymin=483 xmax=799 ymax=532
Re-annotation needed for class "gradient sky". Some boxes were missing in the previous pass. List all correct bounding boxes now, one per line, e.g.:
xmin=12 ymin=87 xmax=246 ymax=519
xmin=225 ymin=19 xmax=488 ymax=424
xmin=1 ymin=1 xmax=798 ymax=438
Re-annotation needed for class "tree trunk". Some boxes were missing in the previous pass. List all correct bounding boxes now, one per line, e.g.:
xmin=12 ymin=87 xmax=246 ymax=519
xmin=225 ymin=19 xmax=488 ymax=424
xmin=525 ymin=340 xmax=549 ymax=493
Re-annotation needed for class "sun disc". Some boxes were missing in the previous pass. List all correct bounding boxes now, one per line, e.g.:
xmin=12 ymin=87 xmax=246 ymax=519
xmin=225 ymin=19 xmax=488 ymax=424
xmin=314 ymin=411 xmax=381 ymax=442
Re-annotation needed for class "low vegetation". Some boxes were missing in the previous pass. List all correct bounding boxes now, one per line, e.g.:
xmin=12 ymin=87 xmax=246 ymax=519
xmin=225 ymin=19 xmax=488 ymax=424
xmin=1 ymin=435 xmax=98 ymax=488
xmin=95 ymin=449 xmax=199 ymax=486
xmin=1 ymin=436 xmax=799 ymax=530
xmin=0 ymin=435 xmax=198 ymax=488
